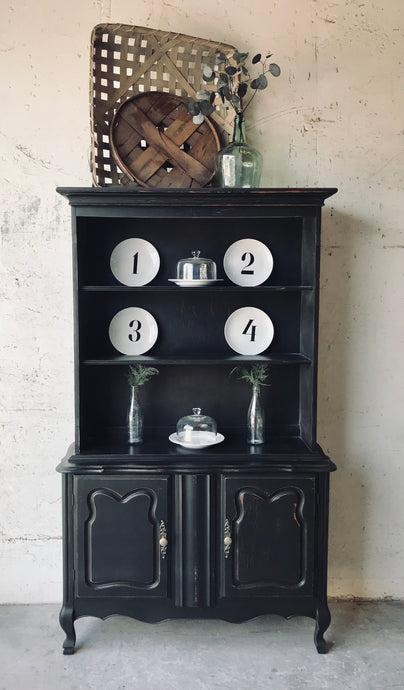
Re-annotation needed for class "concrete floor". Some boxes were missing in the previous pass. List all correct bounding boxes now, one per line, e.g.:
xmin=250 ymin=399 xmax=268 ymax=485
xmin=0 ymin=601 xmax=403 ymax=689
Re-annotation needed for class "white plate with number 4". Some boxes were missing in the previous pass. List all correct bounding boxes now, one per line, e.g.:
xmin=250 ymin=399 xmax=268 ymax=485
xmin=223 ymin=238 xmax=273 ymax=287
xmin=224 ymin=307 xmax=274 ymax=355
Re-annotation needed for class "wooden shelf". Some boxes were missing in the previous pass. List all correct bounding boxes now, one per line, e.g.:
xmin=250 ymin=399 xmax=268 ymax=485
xmin=81 ymin=353 xmax=312 ymax=366
xmin=60 ymin=430 xmax=336 ymax=473
xmin=81 ymin=285 xmax=314 ymax=292
xmin=77 ymin=432 xmax=311 ymax=456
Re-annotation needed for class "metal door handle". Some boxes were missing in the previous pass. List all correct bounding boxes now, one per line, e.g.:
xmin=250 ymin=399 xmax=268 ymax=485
xmin=224 ymin=518 xmax=232 ymax=558
xmin=159 ymin=520 xmax=168 ymax=559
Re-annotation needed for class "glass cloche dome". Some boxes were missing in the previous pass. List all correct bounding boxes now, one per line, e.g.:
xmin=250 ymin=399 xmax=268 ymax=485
xmin=176 ymin=251 xmax=217 ymax=281
xmin=176 ymin=408 xmax=217 ymax=445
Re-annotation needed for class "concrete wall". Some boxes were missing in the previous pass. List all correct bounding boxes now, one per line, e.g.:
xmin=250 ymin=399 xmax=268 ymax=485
xmin=0 ymin=0 xmax=403 ymax=602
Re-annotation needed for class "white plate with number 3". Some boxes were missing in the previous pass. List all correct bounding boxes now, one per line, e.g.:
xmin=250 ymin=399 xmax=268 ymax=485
xmin=108 ymin=307 xmax=158 ymax=355
xmin=223 ymin=238 xmax=273 ymax=286
xmin=224 ymin=307 xmax=274 ymax=355
xmin=110 ymin=238 xmax=160 ymax=286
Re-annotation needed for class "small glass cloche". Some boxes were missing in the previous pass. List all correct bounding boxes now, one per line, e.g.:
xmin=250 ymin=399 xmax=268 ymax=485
xmin=176 ymin=250 xmax=217 ymax=281
xmin=176 ymin=408 xmax=217 ymax=445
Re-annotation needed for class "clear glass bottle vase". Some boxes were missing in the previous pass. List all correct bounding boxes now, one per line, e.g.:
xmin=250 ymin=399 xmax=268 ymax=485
xmin=215 ymin=114 xmax=263 ymax=188
xmin=247 ymin=385 xmax=265 ymax=444
xmin=127 ymin=386 xmax=143 ymax=444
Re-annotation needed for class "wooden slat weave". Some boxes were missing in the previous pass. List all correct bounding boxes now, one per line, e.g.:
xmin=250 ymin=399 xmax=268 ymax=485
xmin=90 ymin=23 xmax=236 ymax=186
xmin=111 ymin=93 xmax=219 ymax=188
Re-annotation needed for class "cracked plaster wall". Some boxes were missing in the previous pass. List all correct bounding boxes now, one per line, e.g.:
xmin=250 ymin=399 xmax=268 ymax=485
xmin=0 ymin=0 xmax=403 ymax=602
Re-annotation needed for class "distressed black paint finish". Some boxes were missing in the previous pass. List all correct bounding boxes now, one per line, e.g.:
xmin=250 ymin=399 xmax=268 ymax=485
xmin=75 ymin=476 xmax=168 ymax=597
xmin=57 ymin=188 xmax=337 ymax=655
xmin=223 ymin=476 xmax=315 ymax=594
xmin=179 ymin=474 xmax=213 ymax=608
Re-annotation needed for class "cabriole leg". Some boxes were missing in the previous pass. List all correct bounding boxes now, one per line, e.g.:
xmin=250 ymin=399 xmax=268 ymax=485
xmin=59 ymin=605 xmax=76 ymax=655
xmin=314 ymin=603 xmax=331 ymax=654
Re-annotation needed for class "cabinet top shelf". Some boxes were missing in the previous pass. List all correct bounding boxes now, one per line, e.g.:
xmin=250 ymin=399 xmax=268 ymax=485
xmin=57 ymin=438 xmax=336 ymax=474
xmin=57 ymin=187 xmax=338 ymax=208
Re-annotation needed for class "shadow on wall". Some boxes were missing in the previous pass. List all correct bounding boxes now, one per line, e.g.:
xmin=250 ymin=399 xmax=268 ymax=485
xmin=317 ymin=205 xmax=382 ymax=597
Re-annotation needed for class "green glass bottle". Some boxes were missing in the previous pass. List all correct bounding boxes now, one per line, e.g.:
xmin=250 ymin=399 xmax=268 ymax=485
xmin=215 ymin=114 xmax=263 ymax=188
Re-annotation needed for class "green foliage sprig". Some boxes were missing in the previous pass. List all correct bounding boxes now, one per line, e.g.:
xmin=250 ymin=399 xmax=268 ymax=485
xmin=187 ymin=50 xmax=280 ymax=124
xmin=230 ymin=363 xmax=270 ymax=387
xmin=127 ymin=364 xmax=159 ymax=388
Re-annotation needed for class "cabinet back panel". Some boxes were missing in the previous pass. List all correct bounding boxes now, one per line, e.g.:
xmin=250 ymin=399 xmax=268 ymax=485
xmin=78 ymin=364 xmax=302 ymax=447
xmin=79 ymin=291 xmax=303 ymax=358
xmin=76 ymin=217 xmax=304 ymax=287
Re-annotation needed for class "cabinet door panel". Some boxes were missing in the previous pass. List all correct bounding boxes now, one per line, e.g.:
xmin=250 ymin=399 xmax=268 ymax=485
xmin=221 ymin=476 xmax=315 ymax=597
xmin=74 ymin=476 xmax=168 ymax=598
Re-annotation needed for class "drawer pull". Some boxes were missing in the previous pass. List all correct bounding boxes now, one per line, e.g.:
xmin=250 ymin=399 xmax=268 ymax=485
xmin=159 ymin=520 xmax=168 ymax=559
xmin=224 ymin=518 xmax=232 ymax=558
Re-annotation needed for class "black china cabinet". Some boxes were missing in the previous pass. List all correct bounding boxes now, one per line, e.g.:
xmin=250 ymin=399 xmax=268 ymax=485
xmin=57 ymin=187 xmax=337 ymax=654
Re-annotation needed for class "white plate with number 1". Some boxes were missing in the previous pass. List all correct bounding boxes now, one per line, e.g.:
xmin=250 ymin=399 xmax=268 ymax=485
xmin=224 ymin=307 xmax=274 ymax=355
xmin=110 ymin=238 xmax=160 ymax=286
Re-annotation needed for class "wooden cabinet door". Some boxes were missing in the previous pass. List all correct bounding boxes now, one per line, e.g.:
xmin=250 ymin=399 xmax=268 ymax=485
xmin=220 ymin=475 xmax=316 ymax=597
xmin=74 ymin=476 xmax=168 ymax=598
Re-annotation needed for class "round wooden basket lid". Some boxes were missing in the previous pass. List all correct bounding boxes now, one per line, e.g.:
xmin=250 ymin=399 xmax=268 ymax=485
xmin=110 ymin=92 xmax=220 ymax=188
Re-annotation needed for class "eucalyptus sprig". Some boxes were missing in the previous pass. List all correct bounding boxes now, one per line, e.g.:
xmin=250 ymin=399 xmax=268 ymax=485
xmin=230 ymin=363 xmax=270 ymax=388
xmin=127 ymin=364 xmax=159 ymax=388
xmin=187 ymin=50 xmax=280 ymax=124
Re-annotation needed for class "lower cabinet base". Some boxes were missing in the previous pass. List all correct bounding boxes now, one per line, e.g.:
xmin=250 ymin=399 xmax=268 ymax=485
xmin=59 ymin=597 xmax=331 ymax=655
xmin=58 ymin=459 xmax=335 ymax=656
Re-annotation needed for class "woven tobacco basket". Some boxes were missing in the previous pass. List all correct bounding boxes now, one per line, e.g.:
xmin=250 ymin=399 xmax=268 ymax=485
xmin=90 ymin=23 xmax=236 ymax=187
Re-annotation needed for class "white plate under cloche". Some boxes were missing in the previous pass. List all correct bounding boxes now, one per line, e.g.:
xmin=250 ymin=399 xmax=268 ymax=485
xmin=224 ymin=306 xmax=274 ymax=355
xmin=168 ymin=278 xmax=223 ymax=287
xmin=169 ymin=432 xmax=225 ymax=449
xmin=110 ymin=238 xmax=160 ymax=286
xmin=108 ymin=307 xmax=158 ymax=355
xmin=223 ymin=238 xmax=273 ymax=286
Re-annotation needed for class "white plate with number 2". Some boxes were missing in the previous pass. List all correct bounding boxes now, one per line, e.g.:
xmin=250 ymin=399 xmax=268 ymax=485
xmin=110 ymin=238 xmax=160 ymax=286
xmin=224 ymin=307 xmax=274 ymax=355
xmin=223 ymin=238 xmax=273 ymax=287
